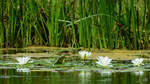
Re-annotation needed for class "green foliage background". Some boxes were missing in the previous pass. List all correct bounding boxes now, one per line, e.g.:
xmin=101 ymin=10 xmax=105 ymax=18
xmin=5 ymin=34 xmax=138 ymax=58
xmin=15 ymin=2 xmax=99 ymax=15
xmin=0 ymin=0 xmax=150 ymax=49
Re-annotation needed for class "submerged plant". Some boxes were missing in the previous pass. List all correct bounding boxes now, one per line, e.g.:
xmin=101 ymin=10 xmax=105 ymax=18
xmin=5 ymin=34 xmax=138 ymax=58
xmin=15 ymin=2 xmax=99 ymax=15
xmin=96 ymin=56 xmax=112 ymax=67
xmin=79 ymin=51 xmax=92 ymax=60
xmin=131 ymin=58 xmax=144 ymax=66
xmin=16 ymin=57 xmax=31 ymax=65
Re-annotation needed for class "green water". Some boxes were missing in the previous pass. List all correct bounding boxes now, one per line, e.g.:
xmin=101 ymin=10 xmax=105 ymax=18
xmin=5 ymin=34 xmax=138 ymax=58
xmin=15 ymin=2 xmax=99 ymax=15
xmin=0 ymin=68 xmax=150 ymax=84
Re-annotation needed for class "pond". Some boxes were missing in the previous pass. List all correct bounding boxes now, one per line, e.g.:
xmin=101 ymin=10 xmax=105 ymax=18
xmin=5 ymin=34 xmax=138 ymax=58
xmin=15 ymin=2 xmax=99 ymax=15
xmin=0 ymin=47 xmax=150 ymax=84
xmin=0 ymin=68 xmax=150 ymax=84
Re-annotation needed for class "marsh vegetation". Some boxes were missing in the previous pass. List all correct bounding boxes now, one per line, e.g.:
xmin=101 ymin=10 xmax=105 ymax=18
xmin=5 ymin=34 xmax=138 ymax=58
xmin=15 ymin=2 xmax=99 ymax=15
xmin=1 ymin=0 xmax=150 ymax=83
xmin=0 ymin=0 xmax=150 ymax=49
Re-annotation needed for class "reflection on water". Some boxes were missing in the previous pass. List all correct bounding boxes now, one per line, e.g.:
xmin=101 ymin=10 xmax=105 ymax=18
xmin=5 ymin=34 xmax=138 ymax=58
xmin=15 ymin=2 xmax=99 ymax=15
xmin=79 ymin=71 xmax=91 ymax=84
xmin=16 ymin=68 xmax=30 ymax=73
xmin=0 ymin=69 xmax=150 ymax=84
xmin=133 ymin=71 xmax=144 ymax=76
xmin=97 ymin=70 xmax=112 ymax=77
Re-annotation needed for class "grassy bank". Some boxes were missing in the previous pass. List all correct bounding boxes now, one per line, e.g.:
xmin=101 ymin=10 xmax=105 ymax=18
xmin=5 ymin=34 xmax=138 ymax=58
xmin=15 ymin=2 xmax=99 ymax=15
xmin=0 ymin=0 xmax=150 ymax=49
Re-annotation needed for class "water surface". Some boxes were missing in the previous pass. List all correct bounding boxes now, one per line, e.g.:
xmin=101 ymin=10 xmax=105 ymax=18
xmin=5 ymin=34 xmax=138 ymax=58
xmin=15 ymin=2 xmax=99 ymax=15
xmin=0 ymin=48 xmax=150 ymax=84
xmin=0 ymin=68 xmax=150 ymax=84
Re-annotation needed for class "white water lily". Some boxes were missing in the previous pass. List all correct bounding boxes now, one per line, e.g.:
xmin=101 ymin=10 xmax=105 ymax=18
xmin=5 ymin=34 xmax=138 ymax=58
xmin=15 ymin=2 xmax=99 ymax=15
xmin=131 ymin=58 xmax=144 ymax=66
xmin=16 ymin=57 xmax=31 ymax=65
xmin=96 ymin=56 xmax=112 ymax=67
xmin=16 ymin=68 xmax=30 ymax=73
xmin=79 ymin=51 xmax=92 ymax=59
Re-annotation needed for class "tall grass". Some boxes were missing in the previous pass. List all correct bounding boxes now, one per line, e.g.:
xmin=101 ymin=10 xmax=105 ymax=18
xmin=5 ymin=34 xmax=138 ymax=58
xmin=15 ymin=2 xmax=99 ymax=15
xmin=0 ymin=0 xmax=150 ymax=49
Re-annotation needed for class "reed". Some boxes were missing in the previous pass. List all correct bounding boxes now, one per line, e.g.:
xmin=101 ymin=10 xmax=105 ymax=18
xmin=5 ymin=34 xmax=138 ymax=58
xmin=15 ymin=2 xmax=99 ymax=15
xmin=0 ymin=0 xmax=150 ymax=49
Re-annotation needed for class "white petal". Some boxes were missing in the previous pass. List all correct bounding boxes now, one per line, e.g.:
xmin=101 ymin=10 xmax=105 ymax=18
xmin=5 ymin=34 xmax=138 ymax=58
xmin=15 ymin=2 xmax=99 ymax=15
xmin=96 ymin=56 xmax=112 ymax=67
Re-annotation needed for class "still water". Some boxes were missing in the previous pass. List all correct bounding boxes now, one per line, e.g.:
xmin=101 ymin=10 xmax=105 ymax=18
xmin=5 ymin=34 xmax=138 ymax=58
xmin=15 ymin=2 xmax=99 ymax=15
xmin=0 ymin=68 xmax=150 ymax=84
xmin=1 ymin=48 xmax=150 ymax=84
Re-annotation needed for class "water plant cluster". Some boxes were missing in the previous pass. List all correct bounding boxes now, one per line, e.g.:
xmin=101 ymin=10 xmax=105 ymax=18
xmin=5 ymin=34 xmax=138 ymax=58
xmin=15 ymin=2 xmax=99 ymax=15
xmin=3 ymin=50 xmax=145 ymax=73
xmin=79 ymin=51 xmax=144 ymax=67
xmin=0 ymin=0 xmax=150 ymax=49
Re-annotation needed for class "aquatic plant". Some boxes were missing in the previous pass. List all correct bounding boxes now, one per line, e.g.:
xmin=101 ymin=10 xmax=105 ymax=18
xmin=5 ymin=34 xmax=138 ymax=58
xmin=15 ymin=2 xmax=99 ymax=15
xmin=96 ymin=56 xmax=112 ymax=67
xmin=79 ymin=51 xmax=92 ymax=60
xmin=131 ymin=58 xmax=144 ymax=66
xmin=16 ymin=57 xmax=31 ymax=65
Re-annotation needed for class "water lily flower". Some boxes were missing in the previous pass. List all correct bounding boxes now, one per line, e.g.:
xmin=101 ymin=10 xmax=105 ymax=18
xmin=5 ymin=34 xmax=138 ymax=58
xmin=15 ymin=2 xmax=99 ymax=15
xmin=16 ymin=68 xmax=30 ymax=73
xmin=131 ymin=58 xmax=144 ymax=66
xmin=79 ymin=51 xmax=92 ymax=59
xmin=96 ymin=56 xmax=112 ymax=67
xmin=16 ymin=57 xmax=31 ymax=65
